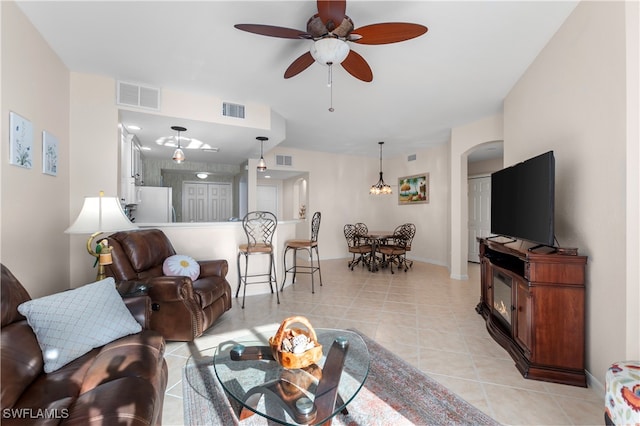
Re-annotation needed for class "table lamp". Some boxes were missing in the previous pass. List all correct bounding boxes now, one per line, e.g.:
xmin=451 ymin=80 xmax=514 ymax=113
xmin=65 ymin=191 xmax=138 ymax=280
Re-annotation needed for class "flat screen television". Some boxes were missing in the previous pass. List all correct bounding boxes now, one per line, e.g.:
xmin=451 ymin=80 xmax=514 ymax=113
xmin=490 ymin=151 xmax=555 ymax=247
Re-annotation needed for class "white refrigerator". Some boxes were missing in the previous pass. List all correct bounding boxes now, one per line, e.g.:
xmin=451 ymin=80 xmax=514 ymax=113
xmin=134 ymin=186 xmax=175 ymax=223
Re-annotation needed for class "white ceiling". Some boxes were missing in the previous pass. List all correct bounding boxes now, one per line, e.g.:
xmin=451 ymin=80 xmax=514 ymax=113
xmin=17 ymin=1 xmax=578 ymax=165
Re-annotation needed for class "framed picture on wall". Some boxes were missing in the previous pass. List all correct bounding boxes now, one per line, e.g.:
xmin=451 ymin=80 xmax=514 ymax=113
xmin=42 ymin=131 xmax=59 ymax=176
xmin=9 ymin=111 xmax=33 ymax=169
xmin=398 ymin=173 xmax=429 ymax=205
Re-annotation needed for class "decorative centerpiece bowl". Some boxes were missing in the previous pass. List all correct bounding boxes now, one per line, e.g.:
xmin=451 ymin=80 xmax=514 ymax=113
xmin=269 ymin=316 xmax=322 ymax=369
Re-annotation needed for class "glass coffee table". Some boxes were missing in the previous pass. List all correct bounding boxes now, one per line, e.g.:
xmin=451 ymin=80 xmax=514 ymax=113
xmin=186 ymin=328 xmax=370 ymax=425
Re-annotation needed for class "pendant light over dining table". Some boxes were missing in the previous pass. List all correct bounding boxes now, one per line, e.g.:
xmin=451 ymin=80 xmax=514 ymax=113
xmin=370 ymin=141 xmax=392 ymax=195
xmin=171 ymin=126 xmax=186 ymax=163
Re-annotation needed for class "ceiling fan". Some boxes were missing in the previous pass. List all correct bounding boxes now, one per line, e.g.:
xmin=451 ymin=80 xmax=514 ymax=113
xmin=234 ymin=0 xmax=428 ymax=83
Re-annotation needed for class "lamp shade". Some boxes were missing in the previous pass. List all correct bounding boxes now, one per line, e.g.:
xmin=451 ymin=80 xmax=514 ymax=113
xmin=310 ymin=38 xmax=350 ymax=65
xmin=256 ymin=136 xmax=268 ymax=172
xmin=257 ymin=157 xmax=267 ymax=172
xmin=65 ymin=196 xmax=137 ymax=234
xmin=172 ymin=147 xmax=185 ymax=163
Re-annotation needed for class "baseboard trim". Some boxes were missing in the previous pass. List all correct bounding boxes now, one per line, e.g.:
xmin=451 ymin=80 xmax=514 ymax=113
xmin=450 ymin=273 xmax=469 ymax=280
xmin=586 ymin=369 xmax=605 ymax=394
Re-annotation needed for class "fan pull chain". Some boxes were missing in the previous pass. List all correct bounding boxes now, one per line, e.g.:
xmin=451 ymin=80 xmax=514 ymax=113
xmin=328 ymin=62 xmax=335 ymax=112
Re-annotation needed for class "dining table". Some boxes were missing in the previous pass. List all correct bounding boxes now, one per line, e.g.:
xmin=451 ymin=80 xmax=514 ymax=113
xmin=364 ymin=231 xmax=394 ymax=272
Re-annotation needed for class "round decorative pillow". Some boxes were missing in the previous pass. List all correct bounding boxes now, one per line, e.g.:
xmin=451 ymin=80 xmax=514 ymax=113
xmin=163 ymin=254 xmax=200 ymax=281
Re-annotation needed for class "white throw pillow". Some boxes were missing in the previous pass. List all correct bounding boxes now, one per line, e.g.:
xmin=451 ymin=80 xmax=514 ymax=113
xmin=163 ymin=254 xmax=200 ymax=281
xmin=17 ymin=277 xmax=142 ymax=373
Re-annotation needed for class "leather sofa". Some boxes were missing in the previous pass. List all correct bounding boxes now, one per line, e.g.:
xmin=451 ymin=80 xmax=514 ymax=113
xmin=0 ymin=264 xmax=168 ymax=425
xmin=105 ymin=229 xmax=232 ymax=341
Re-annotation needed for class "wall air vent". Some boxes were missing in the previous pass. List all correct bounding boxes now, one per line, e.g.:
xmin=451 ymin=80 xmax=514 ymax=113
xmin=408 ymin=154 xmax=417 ymax=162
xmin=276 ymin=155 xmax=293 ymax=166
xmin=222 ymin=102 xmax=245 ymax=119
xmin=117 ymin=81 xmax=160 ymax=110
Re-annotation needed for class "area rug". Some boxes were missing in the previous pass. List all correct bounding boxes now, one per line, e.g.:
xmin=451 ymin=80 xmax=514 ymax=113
xmin=183 ymin=329 xmax=499 ymax=425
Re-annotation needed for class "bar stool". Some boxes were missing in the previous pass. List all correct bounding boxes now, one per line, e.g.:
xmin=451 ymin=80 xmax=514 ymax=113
xmin=236 ymin=211 xmax=279 ymax=309
xmin=281 ymin=211 xmax=322 ymax=293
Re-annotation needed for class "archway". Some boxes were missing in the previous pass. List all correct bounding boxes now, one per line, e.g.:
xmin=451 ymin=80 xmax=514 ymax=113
xmin=449 ymin=115 xmax=503 ymax=280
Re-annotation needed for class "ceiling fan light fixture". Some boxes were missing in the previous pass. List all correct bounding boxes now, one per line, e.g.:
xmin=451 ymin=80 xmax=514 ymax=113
xmin=310 ymin=38 xmax=350 ymax=65
xmin=370 ymin=141 xmax=392 ymax=195
xmin=256 ymin=136 xmax=268 ymax=172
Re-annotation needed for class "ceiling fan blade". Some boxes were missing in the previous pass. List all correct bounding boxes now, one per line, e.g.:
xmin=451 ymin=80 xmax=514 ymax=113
xmin=341 ymin=51 xmax=373 ymax=82
xmin=317 ymin=0 xmax=346 ymax=29
xmin=284 ymin=52 xmax=316 ymax=79
xmin=234 ymin=24 xmax=311 ymax=39
xmin=352 ymin=23 xmax=428 ymax=45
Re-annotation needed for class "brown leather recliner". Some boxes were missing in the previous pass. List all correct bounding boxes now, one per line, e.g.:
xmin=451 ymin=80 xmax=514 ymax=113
xmin=105 ymin=229 xmax=232 ymax=341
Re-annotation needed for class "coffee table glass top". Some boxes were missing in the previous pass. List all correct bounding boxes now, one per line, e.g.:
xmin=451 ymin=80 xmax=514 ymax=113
xmin=188 ymin=328 xmax=369 ymax=425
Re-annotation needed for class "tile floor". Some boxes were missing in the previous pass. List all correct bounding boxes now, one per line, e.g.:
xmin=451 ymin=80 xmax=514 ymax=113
xmin=161 ymin=259 xmax=604 ymax=425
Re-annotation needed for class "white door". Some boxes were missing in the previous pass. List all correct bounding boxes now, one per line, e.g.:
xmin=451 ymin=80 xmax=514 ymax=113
xmin=256 ymin=185 xmax=278 ymax=217
xmin=183 ymin=182 xmax=232 ymax=222
xmin=468 ymin=176 xmax=492 ymax=262
xmin=208 ymin=184 xmax=232 ymax=221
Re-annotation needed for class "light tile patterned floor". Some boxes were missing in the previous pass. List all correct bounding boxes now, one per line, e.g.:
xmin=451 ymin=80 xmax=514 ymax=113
xmin=161 ymin=259 xmax=604 ymax=425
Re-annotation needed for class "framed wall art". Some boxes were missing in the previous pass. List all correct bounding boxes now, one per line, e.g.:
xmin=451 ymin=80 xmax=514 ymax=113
xmin=42 ymin=131 xmax=59 ymax=176
xmin=9 ymin=111 xmax=33 ymax=169
xmin=398 ymin=173 xmax=429 ymax=205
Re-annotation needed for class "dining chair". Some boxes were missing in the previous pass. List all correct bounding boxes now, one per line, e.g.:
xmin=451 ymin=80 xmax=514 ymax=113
xmin=236 ymin=211 xmax=279 ymax=309
xmin=344 ymin=224 xmax=372 ymax=270
xmin=376 ymin=224 xmax=414 ymax=274
xmin=354 ymin=222 xmax=377 ymax=266
xmin=281 ymin=211 xmax=322 ymax=293
xmin=400 ymin=223 xmax=416 ymax=269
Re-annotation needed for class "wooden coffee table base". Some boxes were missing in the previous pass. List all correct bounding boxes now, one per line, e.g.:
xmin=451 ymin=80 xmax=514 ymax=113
xmin=237 ymin=338 xmax=350 ymax=425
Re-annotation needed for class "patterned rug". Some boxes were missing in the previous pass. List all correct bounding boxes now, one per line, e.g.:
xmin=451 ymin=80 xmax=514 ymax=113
xmin=183 ymin=329 xmax=500 ymax=425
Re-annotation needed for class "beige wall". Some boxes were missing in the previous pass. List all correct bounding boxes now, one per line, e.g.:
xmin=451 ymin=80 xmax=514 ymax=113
xmin=468 ymin=157 xmax=503 ymax=176
xmin=1 ymin=2 xmax=71 ymax=297
xmin=68 ymin=73 xmax=120 ymax=287
xmin=504 ymin=1 xmax=639 ymax=384
xmin=264 ymin=143 xmax=451 ymax=266
xmin=450 ymin=115 xmax=504 ymax=279
xmin=624 ymin=0 xmax=640 ymax=367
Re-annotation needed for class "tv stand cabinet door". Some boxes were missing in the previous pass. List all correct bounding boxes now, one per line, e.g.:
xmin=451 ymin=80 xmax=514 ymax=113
xmin=481 ymin=256 xmax=493 ymax=310
xmin=514 ymin=280 xmax=533 ymax=357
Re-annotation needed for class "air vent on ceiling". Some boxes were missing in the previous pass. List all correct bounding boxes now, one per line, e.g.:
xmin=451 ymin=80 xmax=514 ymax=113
xmin=117 ymin=81 xmax=160 ymax=110
xmin=222 ymin=102 xmax=245 ymax=119
xmin=408 ymin=154 xmax=417 ymax=161
xmin=276 ymin=155 xmax=293 ymax=166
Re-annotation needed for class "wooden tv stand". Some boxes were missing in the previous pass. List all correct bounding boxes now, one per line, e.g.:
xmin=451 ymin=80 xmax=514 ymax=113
xmin=476 ymin=237 xmax=588 ymax=387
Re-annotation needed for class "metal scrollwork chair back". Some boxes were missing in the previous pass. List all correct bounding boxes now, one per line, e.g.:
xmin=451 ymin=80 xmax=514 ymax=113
xmin=237 ymin=211 xmax=279 ymax=308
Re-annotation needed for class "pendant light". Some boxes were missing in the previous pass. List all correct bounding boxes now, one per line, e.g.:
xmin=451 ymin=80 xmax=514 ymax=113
xmin=370 ymin=141 xmax=392 ymax=195
xmin=256 ymin=136 xmax=268 ymax=172
xmin=171 ymin=126 xmax=186 ymax=163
